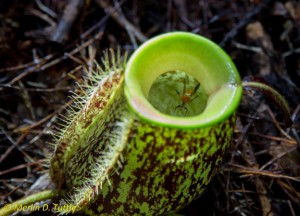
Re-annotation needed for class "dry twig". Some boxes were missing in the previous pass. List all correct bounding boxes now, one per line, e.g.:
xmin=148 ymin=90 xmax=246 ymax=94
xmin=94 ymin=0 xmax=147 ymax=43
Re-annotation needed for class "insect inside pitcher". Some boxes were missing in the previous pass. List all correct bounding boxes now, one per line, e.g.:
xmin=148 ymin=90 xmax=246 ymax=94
xmin=175 ymin=75 xmax=200 ymax=116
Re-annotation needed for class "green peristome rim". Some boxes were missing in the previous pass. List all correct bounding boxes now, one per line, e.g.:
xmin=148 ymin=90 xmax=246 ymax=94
xmin=124 ymin=32 xmax=242 ymax=129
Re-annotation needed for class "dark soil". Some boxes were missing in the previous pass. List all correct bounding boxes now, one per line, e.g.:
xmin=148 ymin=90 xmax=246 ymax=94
xmin=0 ymin=0 xmax=300 ymax=215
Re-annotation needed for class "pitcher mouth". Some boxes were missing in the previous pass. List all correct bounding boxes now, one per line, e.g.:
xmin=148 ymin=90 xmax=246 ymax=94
xmin=124 ymin=32 xmax=242 ymax=129
xmin=148 ymin=70 xmax=208 ymax=117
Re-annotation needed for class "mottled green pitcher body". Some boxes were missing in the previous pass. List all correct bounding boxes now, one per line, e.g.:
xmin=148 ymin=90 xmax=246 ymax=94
xmin=50 ymin=32 xmax=242 ymax=215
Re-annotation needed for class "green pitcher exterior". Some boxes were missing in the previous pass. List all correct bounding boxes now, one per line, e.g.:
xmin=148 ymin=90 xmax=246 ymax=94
xmin=49 ymin=32 xmax=242 ymax=215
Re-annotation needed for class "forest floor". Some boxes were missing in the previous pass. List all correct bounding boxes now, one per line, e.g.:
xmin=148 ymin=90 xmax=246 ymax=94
xmin=0 ymin=0 xmax=300 ymax=215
